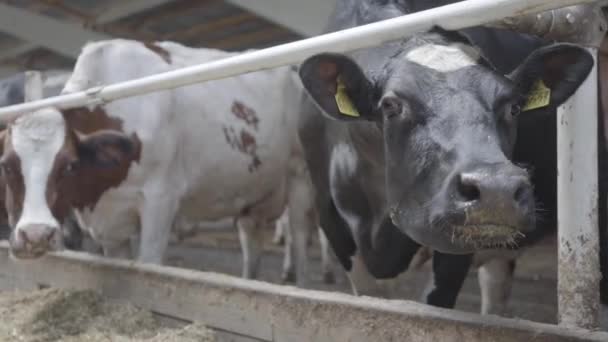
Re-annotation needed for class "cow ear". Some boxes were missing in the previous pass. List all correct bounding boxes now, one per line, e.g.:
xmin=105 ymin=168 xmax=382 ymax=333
xmin=299 ymin=53 xmax=375 ymax=121
xmin=510 ymin=44 xmax=594 ymax=112
xmin=76 ymin=130 xmax=141 ymax=168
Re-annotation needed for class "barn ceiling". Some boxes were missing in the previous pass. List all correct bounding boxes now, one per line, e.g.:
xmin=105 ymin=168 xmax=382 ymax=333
xmin=0 ymin=0 xmax=336 ymax=78
xmin=0 ymin=1 xmax=606 ymax=80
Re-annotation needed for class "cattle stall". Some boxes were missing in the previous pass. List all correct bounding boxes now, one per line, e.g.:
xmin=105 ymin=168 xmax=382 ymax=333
xmin=0 ymin=0 xmax=605 ymax=340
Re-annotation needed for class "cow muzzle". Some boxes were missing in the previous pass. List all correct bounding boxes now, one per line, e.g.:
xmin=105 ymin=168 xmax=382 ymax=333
xmin=441 ymin=163 xmax=535 ymax=249
xmin=9 ymin=224 xmax=60 ymax=259
xmin=392 ymin=162 xmax=536 ymax=254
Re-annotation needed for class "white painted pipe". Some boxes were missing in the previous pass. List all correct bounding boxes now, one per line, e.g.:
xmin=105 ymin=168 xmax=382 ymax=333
xmin=557 ymin=47 xmax=601 ymax=329
xmin=0 ymin=0 xmax=596 ymax=117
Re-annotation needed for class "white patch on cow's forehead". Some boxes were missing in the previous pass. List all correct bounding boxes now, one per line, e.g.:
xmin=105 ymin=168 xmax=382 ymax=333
xmin=12 ymin=108 xmax=65 ymax=231
xmin=13 ymin=108 xmax=65 ymax=142
xmin=405 ymin=43 xmax=480 ymax=72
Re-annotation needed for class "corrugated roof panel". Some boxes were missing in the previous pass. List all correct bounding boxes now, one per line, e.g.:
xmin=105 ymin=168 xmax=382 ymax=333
xmin=61 ymin=0 xmax=110 ymax=14
xmin=0 ymin=0 xmax=303 ymax=74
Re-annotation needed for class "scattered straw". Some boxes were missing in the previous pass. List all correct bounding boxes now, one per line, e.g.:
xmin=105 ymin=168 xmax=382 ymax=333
xmin=0 ymin=288 xmax=215 ymax=342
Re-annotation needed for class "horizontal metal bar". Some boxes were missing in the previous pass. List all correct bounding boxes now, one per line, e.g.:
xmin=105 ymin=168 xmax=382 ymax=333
xmin=0 ymin=0 xmax=596 ymax=118
xmin=488 ymin=4 xmax=607 ymax=46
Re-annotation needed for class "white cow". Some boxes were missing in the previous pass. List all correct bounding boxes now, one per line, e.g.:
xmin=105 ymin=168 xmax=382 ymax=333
xmin=0 ymin=39 xmax=315 ymax=286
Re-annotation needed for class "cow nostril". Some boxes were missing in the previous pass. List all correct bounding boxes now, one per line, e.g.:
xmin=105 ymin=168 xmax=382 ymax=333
xmin=46 ymin=229 xmax=56 ymax=242
xmin=457 ymin=174 xmax=481 ymax=203
xmin=19 ymin=230 xmax=29 ymax=243
xmin=18 ymin=225 xmax=57 ymax=246
xmin=513 ymin=183 xmax=530 ymax=205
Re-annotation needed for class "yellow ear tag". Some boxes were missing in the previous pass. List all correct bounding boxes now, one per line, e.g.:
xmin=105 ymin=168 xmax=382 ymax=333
xmin=522 ymin=80 xmax=551 ymax=112
xmin=334 ymin=76 xmax=360 ymax=117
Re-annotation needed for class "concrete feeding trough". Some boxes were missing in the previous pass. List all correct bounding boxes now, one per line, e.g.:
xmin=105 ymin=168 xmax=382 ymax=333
xmin=0 ymin=242 xmax=606 ymax=342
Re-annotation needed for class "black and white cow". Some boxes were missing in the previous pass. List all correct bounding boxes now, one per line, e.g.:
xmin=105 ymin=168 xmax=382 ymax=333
xmin=296 ymin=0 xmax=595 ymax=310
xmin=373 ymin=0 xmax=608 ymax=318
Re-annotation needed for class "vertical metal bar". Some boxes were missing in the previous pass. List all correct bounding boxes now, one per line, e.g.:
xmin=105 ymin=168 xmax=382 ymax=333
xmin=557 ymin=47 xmax=601 ymax=329
xmin=24 ymin=70 xmax=44 ymax=102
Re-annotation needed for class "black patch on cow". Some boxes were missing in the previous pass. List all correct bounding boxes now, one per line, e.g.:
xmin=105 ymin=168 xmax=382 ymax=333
xmin=424 ymin=251 xmax=473 ymax=308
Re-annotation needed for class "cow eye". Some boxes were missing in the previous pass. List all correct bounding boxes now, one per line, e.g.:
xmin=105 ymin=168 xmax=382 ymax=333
xmin=380 ymin=95 xmax=404 ymax=118
xmin=63 ymin=161 xmax=78 ymax=176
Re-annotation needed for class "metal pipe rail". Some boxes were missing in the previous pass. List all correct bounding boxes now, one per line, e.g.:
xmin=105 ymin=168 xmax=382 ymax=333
xmin=488 ymin=4 xmax=606 ymax=45
xmin=0 ymin=0 xmax=597 ymax=117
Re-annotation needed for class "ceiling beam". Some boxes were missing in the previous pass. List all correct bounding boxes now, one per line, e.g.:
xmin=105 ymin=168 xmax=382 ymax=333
xmin=0 ymin=42 xmax=37 ymax=61
xmin=224 ymin=0 xmax=336 ymax=37
xmin=0 ymin=0 xmax=177 ymax=61
xmin=162 ymin=12 xmax=255 ymax=41
xmin=211 ymin=27 xmax=288 ymax=50
xmin=95 ymin=0 xmax=176 ymax=24
xmin=0 ymin=3 xmax=109 ymax=59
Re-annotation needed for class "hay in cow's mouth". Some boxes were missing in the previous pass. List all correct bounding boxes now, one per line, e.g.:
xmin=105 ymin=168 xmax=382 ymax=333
xmin=450 ymin=224 xmax=525 ymax=249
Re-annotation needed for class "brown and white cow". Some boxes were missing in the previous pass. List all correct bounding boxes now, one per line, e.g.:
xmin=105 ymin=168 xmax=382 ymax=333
xmin=0 ymin=39 xmax=316 ymax=286
xmin=0 ymin=70 xmax=91 ymax=250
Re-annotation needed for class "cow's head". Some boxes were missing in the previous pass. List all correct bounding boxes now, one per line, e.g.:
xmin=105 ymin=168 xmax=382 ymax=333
xmin=0 ymin=107 xmax=140 ymax=258
xmin=299 ymin=30 xmax=593 ymax=253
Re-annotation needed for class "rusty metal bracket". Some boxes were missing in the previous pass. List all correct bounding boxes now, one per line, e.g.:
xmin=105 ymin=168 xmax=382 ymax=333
xmin=490 ymin=3 xmax=607 ymax=47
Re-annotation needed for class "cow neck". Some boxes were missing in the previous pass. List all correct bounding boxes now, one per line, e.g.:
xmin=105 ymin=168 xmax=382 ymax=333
xmin=347 ymin=121 xmax=384 ymax=168
xmin=345 ymin=122 xmax=389 ymax=221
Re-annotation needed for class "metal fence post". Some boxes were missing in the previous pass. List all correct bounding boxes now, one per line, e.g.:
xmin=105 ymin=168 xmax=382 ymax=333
xmin=557 ymin=46 xmax=601 ymax=329
xmin=557 ymin=5 xmax=607 ymax=329
xmin=24 ymin=70 xmax=44 ymax=101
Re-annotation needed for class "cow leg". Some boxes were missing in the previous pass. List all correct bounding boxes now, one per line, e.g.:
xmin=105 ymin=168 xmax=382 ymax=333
xmin=347 ymin=252 xmax=396 ymax=298
xmin=319 ymin=227 xmax=335 ymax=284
xmin=286 ymin=203 xmax=312 ymax=288
xmin=275 ymin=211 xmax=296 ymax=283
xmin=423 ymin=251 xmax=473 ymax=309
xmin=137 ymin=198 xmax=179 ymax=264
xmin=237 ymin=216 xmax=265 ymax=279
xmin=273 ymin=211 xmax=287 ymax=245
xmin=273 ymin=222 xmax=284 ymax=245
xmin=478 ymin=258 xmax=515 ymax=315
xmin=286 ymin=156 xmax=316 ymax=288
xmin=81 ymin=233 xmax=103 ymax=254
xmin=280 ymin=221 xmax=296 ymax=283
